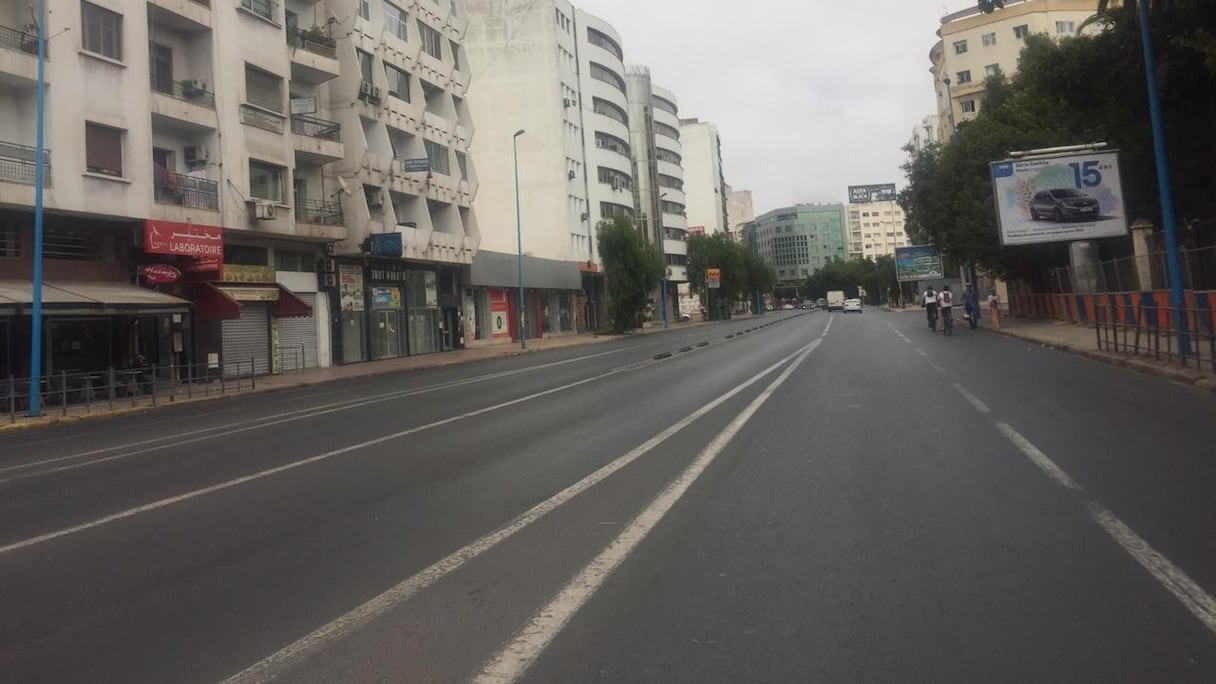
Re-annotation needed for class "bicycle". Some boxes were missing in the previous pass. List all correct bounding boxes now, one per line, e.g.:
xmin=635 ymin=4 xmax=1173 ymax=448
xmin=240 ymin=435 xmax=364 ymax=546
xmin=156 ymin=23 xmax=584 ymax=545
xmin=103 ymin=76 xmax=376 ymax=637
xmin=942 ymin=307 xmax=953 ymax=336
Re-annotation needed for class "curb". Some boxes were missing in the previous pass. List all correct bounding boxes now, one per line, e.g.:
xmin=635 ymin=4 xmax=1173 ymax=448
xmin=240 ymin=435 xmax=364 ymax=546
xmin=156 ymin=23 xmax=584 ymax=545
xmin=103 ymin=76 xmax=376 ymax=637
xmin=988 ymin=325 xmax=1215 ymax=393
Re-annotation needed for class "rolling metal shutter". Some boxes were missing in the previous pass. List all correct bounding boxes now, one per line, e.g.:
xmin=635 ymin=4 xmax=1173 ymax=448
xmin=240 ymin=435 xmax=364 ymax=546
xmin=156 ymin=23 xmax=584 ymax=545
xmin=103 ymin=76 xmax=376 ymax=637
xmin=221 ymin=303 xmax=271 ymax=376
xmin=276 ymin=293 xmax=318 ymax=370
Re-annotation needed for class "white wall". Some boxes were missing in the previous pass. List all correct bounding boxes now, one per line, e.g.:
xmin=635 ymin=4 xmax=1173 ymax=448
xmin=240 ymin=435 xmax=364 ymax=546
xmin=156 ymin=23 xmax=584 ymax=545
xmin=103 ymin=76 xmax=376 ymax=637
xmin=680 ymin=120 xmax=725 ymax=236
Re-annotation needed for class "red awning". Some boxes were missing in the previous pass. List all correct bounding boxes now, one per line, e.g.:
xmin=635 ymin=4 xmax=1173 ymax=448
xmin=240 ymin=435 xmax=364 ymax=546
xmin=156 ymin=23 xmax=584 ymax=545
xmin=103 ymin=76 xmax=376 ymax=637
xmin=193 ymin=283 xmax=241 ymax=321
xmin=273 ymin=284 xmax=313 ymax=318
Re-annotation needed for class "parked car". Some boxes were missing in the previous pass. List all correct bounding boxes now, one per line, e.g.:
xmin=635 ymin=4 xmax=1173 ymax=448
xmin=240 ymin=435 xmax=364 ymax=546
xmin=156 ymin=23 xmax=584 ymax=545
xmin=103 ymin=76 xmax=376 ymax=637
xmin=678 ymin=311 xmax=692 ymax=322
xmin=1029 ymin=189 xmax=1100 ymax=221
xmin=842 ymin=298 xmax=863 ymax=313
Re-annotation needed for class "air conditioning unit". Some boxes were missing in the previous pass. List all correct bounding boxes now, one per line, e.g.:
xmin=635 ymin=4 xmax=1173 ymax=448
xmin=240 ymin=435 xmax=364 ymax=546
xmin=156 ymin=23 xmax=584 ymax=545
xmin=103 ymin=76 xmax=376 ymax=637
xmin=358 ymin=80 xmax=373 ymax=100
xmin=580 ymin=212 xmax=589 ymax=221
xmin=368 ymin=86 xmax=383 ymax=105
xmin=563 ymin=97 xmax=573 ymax=108
xmin=595 ymin=139 xmax=604 ymax=148
xmin=181 ymin=79 xmax=207 ymax=97
xmin=252 ymin=199 xmax=277 ymax=220
xmin=183 ymin=146 xmax=208 ymax=165
xmin=322 ymin=257 xmax=336 ymax=272
xmin=567 ymin=170 xmax=576 ymax=180
xmin=610 ymin=179 xmax=621 ymax=191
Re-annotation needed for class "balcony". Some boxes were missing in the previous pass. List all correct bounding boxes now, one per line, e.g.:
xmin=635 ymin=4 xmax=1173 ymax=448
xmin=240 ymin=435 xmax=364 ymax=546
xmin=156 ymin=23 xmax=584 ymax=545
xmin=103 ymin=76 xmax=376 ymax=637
xmin=150 ymin=79 xmax=219 ymax=132
xmin=153 ymin=168 xmax=219 ymax=210
xmin=0 ymin=23 xmax=44 ymax=85
xmin=241 ymin=103 xmax=285 ymax=134
xmin=147 ymin=0 xmax=211 ymax=30
xmin=0 ymin=140 xmax=50 ymax=187
xmin=295 ymin=198 xmax=342 ymax=225
xmin=290 ymin=114 xmax=343 ymax=163
xmin=287 ymin=28 xmax=339 ymax=83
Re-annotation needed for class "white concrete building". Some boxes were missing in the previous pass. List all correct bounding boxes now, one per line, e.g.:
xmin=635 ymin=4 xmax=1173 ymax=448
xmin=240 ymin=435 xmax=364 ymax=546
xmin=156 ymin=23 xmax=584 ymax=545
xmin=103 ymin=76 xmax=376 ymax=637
xmin=725 ymin=184 xmax=754 ymax=243
xmin=0 ymin=0 xmax=367 ymax=380
xmin=625 ymin=66 xmax=686 ymax=320
xmin=930 ymin=0 xmax=1097 ymax=140
xmin=846 ymin=199 xmax=910 ymax=261
xmin=462 ymin=0 xmax=608 ymax=337
xmin=909 ymin=114 xmax=941 ymax=152
xmin=323 ymin=0 xmax=479 ymax=363
xmin=679 ymin=118 xmax=726 ymax=237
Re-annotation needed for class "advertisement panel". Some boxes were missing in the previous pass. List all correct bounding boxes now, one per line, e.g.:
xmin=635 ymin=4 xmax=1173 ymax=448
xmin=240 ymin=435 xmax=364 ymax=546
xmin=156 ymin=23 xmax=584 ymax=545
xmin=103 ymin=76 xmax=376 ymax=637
xmin=490 ymin=289 xmax=510 ymax=338
xmin=848 ymin=183 xmax=897 ymax=204
xmin=339 ymin=264 xmax=365 ymax=312
xmin=706 ymin=267 xmax=721 ymax=289
xmin=894 ymin=245 xmax=944 ymax=282
xmin=371 ymin=286 xmax=401 ymax=310
xmin=990 ymin=149 xmax=1129 ymax=245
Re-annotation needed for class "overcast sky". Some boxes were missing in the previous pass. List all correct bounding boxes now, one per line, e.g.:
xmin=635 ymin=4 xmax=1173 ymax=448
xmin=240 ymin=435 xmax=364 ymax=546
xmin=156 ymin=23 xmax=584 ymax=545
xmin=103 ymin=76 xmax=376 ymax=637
xmin=575 ymin=0 xmax=974 ymax=215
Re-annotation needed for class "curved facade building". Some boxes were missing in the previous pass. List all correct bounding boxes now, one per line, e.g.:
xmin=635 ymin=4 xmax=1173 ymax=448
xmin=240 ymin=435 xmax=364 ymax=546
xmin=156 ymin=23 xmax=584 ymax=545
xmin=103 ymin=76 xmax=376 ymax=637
xmin=650 ymin=84 xmax=688 ymax=285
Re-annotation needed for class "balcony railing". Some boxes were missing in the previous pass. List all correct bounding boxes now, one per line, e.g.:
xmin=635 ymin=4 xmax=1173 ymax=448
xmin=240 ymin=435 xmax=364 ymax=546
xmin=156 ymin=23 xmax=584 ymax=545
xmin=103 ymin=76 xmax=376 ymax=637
xmin=290 ymin=114 xmax=341 ymax=142
xmin=239 ymin=0 xmax=277 ymax=22
xmin=151 ymin=78 xmax=216 ymax=108
xmin=287 ymin=28 xmax=337 ymax=59
xmin=240 ymin=103 xmax=284 ymax=133
xmin=0 ymin=24 xmax=46 ymax=58
xmin=295 ymin=199 xmax=343 ymax=225
xmin=153 ymin=169 xmax=219 ymax=210
xmin=0 ymin=140 xmax=51 ymax=186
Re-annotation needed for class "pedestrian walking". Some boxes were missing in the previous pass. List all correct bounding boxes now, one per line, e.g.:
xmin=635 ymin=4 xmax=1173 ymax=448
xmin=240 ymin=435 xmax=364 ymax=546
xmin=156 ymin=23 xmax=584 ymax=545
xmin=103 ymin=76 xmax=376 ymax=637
xmin=962 ymin=283 xmax=979 ymax=330
xmin=939 ymin=285 xmax=955 ymax=336
xmin=987 ymin=289 xmax=1002 ymax=329
xmin=923 ymin=287 xmax=938 ymax=332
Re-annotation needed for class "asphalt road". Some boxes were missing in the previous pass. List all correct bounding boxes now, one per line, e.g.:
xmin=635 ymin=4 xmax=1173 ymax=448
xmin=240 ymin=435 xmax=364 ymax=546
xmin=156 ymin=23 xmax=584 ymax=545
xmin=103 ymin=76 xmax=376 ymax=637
xmin=1 ymin=309 xmax=1214 ymax=683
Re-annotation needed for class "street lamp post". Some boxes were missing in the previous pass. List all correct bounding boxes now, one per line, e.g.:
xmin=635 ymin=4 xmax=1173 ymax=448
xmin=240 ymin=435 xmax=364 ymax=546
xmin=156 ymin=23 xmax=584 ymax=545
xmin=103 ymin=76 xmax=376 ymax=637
xmin=942 ymin=76 xmax=956 ymax=133
xmin=28 ymin=0 xmax=48 ymax=417
xmin=513 ymin=129 xmax=526 ymax=350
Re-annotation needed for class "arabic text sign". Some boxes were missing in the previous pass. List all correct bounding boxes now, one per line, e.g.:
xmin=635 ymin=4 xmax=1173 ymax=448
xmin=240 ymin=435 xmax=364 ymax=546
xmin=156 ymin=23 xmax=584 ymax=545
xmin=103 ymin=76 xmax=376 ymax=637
xmin=894 ymin=245 xmax=944 ymax=282
xmin=401 ymin=158 xmax=430 ymax=173
xmin=990 ymin=149 xmax=1129 ymax=246
xmin=144 ymin=220 xmax=224 ymax=257
xmin=848 ymin=183 xmax=897 ymax=204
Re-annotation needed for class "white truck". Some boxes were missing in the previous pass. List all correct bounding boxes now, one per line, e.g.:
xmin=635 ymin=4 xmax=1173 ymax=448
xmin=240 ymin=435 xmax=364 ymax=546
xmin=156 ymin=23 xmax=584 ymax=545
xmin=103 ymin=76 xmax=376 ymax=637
xmin=826 ymin=290 xmax=845 ymax=312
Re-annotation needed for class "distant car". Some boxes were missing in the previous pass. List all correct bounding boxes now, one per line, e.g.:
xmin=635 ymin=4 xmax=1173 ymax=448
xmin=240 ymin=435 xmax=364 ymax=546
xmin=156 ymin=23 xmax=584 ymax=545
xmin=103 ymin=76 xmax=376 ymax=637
xmin=842 ymin=298 xmax=863 ymax=313
xmin=782 ymin=303 xmax=795 ymax=310
xmin=1029 ymin=189 xmax=1100 ymax=222
xmin=678 ymin=311 xmax=692 ymax=322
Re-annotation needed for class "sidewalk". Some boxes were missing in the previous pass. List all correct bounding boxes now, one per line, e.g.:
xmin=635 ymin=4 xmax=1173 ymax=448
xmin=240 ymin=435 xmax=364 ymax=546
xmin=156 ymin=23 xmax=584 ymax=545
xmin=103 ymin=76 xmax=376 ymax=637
xmin=884 ymin=305 xmax=1215 ymax=392
xmin=1 ymin=317 xmax=726 ymax=433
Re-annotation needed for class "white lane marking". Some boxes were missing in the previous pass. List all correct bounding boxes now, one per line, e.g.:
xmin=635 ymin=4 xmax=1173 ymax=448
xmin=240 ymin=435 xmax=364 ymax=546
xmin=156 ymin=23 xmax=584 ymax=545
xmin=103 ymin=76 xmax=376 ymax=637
xmin=0 ymin=356 xmax=662 ymax=556
xmin=473 ymin=341 xmax=820 ymax=684
xmin=824 ymin=315 xmax=834 ymax=335
xmin=0 ymin=349 xmax=633 ymax=482
xmin=995 ymin=422 xmax=1082 ymax=491
xmin=1087 ymin=501 xmax=1216 ymax=636
xmin=219 ymin=340 xmax=821 ymax=684
xmin=887 ymin=324 xmax=913 ymax=345
xmin=952 ymin=383 xmax=991 ymax=414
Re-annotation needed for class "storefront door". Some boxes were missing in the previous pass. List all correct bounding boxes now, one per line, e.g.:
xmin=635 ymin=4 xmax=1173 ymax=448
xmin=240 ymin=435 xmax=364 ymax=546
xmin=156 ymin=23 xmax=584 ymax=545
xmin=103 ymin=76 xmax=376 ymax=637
xmin=371 ymin=309 xmax=402 ymax=359
xmin=221 ymin=303 xmax=271 ymax=376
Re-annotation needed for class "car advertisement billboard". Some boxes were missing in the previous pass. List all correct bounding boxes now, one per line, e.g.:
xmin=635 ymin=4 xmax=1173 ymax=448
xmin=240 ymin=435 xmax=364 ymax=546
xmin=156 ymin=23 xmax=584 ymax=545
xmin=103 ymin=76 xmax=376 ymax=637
xmin=848 ymin=183 xmax=898 ymax=203
xmin=894 ymin=245 xmax=944 ymax=282
xmin=990 ymin=149 xmax=1129 ymax=245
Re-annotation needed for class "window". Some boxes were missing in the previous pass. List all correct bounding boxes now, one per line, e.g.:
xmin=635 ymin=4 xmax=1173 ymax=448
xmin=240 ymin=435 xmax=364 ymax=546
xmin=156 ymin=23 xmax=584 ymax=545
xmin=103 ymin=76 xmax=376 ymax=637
xmin=385 ymin=64 xmax=410 ymax=100
xmin=594 ymin=132 xmax=630 ymax=157
xmin=245 ymin=64 xmax=282 ymax=112
xmin=450 ymin=41 xmax=460 ymax=70
xmin=357 ymin=0 xmax=370 ymax=21
xmin=589 ymin=62 xmax=625 ymax=93
xmin=225 ymin=245 xmax=269 ymax=265
xmin=554 ymin=8 xmax=571 ymax=33
xmin=82 ymin=1 xmax=122 ymax=60
xmin=592 ymin=97 xmax=627 ymax=125
xmin=356 ymin=49 xmax=374 ymax=83
xmin=655 ymin=147 xmax=681 ymax=165
xmin=418 ymin=20 xmax=442 ymax=59
xmin=1056 ymin=21 xmax=1075 ymax=35
xmin=455 ymin=151 xmax=467 ymax=179
xmin=383 ymin=1 xmax=407 ymax=40
xmin=85 ymin=123 xmax=123 ymax=176
xmin=597 ymin=166 xmax=632 ymax=190
xmin=956 ymin=70 xmax=972 ymax=84
xmin=1014 ymin=24 xmax=1030 ymax=39
xmin=982 ymin=32 xmax=997 ymax=46
xmin=657 ymin=174 xmax=682 ymax=191
xmin=44 ymin=227 xmax=114 ymax=261
xmin=952 ymin=39 xmax=967 ymax=54
xmin=586 ymin=27 xmax=622 ymax=61
xmin=652 ymin=96 xmax=677 ymax=116
xmin=249 ymin=160 xmax=284 ymax=202
xmin=275 ymin=250 xmax=317 ymax=272
xmin=985 ymin=63 xmax=1000 ymax=77
xmin=0 ymin=225 xmax=17 ymax=258
xmin=960 ymin=99 xmax=977 ymax=113
xmin=424 ymin=139 xmax=450 ymax=175
xmin=654 ymin=121 xmax=680 ymax=140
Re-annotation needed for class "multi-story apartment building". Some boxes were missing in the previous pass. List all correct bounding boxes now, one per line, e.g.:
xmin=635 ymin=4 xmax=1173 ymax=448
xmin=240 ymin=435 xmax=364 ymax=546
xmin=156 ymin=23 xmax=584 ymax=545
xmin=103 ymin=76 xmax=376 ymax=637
xmin=625 ymin=66 xmax=686 ymax=320
xmin=461 ymin=0 xmax=623 ymax=338
xmin=930 ymin=0 xmax=1096 ymax=141
xmin=725 ymin=184 xmax=753 ymax=243
xmin=0 ymin=0 xmax=372 ymax=381
xmin=909 ymin=114 xmax=941 ymax=153
xmin=846 ymin=200 xmax=910 ymax=261
xmin=679 ymin=118 xmax=726 ymax=237
xmin=324 ymin=0 xmax=477 ymax=364
xmin=748 ymin=203 xmax=846 ymax=286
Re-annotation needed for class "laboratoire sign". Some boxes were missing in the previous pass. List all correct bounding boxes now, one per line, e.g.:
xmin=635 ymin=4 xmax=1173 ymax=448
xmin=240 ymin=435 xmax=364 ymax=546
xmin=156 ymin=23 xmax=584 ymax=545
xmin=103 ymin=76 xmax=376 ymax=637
xmin=144 ymin=220 xmax=224 ymax=257
xmin=990 ymin=149 xmax=1129 ymax=246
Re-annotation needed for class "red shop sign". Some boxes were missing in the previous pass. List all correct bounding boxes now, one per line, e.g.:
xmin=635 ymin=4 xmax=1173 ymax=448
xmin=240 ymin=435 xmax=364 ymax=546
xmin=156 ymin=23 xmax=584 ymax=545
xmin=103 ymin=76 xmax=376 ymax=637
xmin=141 ymin=264 xmax=182 ymax=284
xmin=144 ymin=220 xmax=224 ymax=257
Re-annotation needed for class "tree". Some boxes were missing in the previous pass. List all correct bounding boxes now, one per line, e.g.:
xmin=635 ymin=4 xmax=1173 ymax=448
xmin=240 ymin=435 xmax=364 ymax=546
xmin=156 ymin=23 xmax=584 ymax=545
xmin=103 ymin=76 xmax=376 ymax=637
xmin=597 ymin=216 xmax=663 ymax=333
xmin=687 ymin=234 xmax=771 ymax=318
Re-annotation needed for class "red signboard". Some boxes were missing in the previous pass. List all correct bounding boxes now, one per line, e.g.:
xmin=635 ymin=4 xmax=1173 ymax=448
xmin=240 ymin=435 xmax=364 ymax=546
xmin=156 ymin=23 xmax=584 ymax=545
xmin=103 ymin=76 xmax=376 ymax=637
xmin=140 ymin=264 xmax=182 ymax=284
xmin=144 ymin=220 xmax=224 ymax=257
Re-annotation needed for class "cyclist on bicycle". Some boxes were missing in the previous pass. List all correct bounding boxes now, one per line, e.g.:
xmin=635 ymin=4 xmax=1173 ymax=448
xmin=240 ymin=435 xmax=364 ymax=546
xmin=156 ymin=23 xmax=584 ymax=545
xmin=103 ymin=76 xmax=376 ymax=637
xmin=923 ymin=287 xmax=938 ymax=332
xmin=939 ymin=285 xmax=955 ymax=336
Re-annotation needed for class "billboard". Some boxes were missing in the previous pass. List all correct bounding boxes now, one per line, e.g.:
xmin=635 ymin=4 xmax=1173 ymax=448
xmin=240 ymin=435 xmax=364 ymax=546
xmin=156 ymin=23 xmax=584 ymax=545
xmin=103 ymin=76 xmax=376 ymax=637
xmin=848 ymin=183 xmax=897 ymax=203
xmin=990 ymin=149 xmax=1129 ymax=245
xmin=894 ymin=245 xmax=944 ymax=282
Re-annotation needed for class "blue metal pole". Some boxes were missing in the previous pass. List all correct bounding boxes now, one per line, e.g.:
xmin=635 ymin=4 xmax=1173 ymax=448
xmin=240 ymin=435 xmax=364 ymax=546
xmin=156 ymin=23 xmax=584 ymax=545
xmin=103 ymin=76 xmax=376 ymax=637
xmin=28 ymin=0 xmax=48 ymax=417
xmin=1137 ymin=0 xmax=1188 ymax=356
xmin=513 ymin=130 xmax=526 ymax=350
